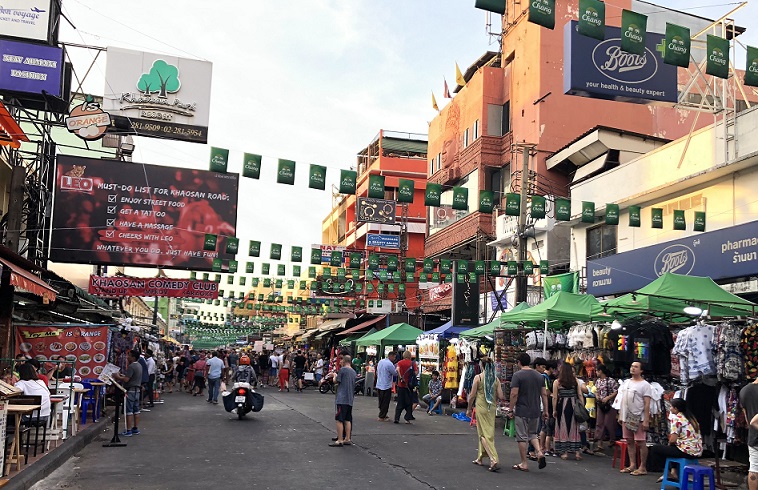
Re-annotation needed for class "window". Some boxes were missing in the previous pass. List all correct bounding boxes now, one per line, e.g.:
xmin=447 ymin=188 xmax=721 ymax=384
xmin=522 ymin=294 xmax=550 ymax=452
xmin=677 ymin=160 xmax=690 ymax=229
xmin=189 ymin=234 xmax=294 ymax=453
xmin=464 ymin=128 xmax=470 ymax=148
xmin=473 ymin=119 xmax=480 ymax=140
xmin=586 ymin=224 xmax=617 ymax=261
xmin=489 ymin=168 xmax=503 ymax=200
xmin=429 ymin=159 xmax=434 ymax=176
xmin=502 ymin=101 xmax=511 ymax=134
xmin=436 ymin=153 xmax=441 ymax=172
xmin=486 ymin=102 xmax=510 ymax=136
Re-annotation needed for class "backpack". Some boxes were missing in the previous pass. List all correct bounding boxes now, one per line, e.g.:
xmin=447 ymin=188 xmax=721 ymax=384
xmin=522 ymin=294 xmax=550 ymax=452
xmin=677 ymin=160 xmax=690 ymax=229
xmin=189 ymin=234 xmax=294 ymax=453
xmin=405 ymin=362 xmax=418 ymax=389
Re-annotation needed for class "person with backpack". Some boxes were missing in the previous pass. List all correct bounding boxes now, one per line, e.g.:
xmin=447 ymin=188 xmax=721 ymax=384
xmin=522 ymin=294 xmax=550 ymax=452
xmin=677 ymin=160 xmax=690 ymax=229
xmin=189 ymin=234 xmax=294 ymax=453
xmin=394 ymin=350 xmax=417 ymax=424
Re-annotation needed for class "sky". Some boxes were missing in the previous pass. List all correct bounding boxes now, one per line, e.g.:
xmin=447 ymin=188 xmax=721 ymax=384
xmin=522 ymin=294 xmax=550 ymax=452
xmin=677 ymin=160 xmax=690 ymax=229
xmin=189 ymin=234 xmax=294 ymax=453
xmin=51 ymin=0 xmax=758 ymax=285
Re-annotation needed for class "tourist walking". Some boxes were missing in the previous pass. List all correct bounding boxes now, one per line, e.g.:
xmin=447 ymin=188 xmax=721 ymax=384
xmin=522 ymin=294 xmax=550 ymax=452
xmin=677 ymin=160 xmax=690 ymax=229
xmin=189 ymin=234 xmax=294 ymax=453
xmin=269 ymin=352 xmax=280 ymax=387
xmin=375 ymin=351 xmax=396 ymax=421
xmin=279 ymin=354 xmax=291 ymax=392
xmin=592 ymin=364 xmax=619 ymax=454
xmin=206 ymin=351 xmax=225 ymax=404
xmin=467 ymin=357 xmax=504 ymax=472
xmin=617 ymin=361 xmax=652 ymax=476
xmin=394 ymin=351 xmax=416 ymax=424
xmin=509 ymin=353 xmax=548 ymax=472
xmin=329 ymin=355 xmax=357 ymax=447
xmin=192 ymin=353 xmax=208 ymax=397
xmin=552 ymin=362 xmax=583 ymax=461
xmin=113 ymin=349 xmax=142 ymax=437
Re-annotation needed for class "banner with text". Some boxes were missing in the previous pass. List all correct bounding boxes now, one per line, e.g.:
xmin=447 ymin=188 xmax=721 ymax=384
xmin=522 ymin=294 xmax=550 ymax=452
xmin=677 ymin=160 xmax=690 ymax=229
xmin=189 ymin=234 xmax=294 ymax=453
xmin=16 ymin=325 xmax=111 ymax=379
xmin=88 ymin=275 xmax=219 ymax=299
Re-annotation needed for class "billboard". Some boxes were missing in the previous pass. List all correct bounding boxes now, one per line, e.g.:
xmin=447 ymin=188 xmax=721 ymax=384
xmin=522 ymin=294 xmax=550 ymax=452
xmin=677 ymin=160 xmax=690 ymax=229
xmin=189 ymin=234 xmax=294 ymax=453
xmin=89 ymin=275 xmax=220 ymax=299
xmin=16 ymin=325 xmax=111 ymax=379
xmin=366 ymin=233 xmax=400 ymax=249
xmin=103 ymin=46 xmax=212 ymax=144
xmin=51 ymin=155 xmax=239 ymax=271
xmin=0 ymin=1 xmax=53 ymax=42
xmin=564 ymin=21 xmax=677 ymax=104
xmin=0 ymin=39 xmax=63 ymax=97
xmin=356 ymin=197 xmax=396 ymax=224
xmin=587 ymin=220 xmax=758 ymax=296
xmin=451 ymin=262 xmax=480 ymax=327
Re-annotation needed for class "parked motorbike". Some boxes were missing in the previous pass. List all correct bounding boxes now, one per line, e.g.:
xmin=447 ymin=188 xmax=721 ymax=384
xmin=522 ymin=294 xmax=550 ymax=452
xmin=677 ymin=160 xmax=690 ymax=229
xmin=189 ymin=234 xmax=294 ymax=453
xmin=222 ymin=382 xmax=264 ymax=419
xmin=318 ymin=374 xmax=365 ymax=395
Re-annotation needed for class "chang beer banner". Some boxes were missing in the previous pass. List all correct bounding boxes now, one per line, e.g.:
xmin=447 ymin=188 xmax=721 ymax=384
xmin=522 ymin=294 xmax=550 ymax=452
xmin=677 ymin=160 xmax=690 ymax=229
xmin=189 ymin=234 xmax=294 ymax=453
xmin=578 ymin=0 xmax=605 ymax=41
xmin=368 ymin=174 xmax=385 ymax=198
xmin=505 ymin=193 xmax=520 ymax=216
xmin=249 ymin=240 xmax=261 ymax=257
xmin=746 ymin=46 xmax=758 ymax=87
xmin=664 ymin=23 xmax=691 ymax=68
xmin=555 ymin=197 xmax=571 ymax=221
xmin=270 ymin=243 xmax=282 ymax=260
xmin=629 ymin=205 xmax=641 ymax=227
xmin=246 ymin=262 xmax=254 ymax=274
xmin=310 ymin=248 xmax=322 ymax=265
xmin=340 ymin=170 xmax=357 ymax=194
xmin=651 ymin=207 xmax=663 ymax=229
xmin=474 ymin=0 xmax=505 ymax=14
xmin=397 ymin=179 xmax=414 ymax=203
xmin=706 ymin=34 xmax=730 ymax=79
xmin=581 ymin=201 xmax=595 ymax=223
xmin=291 ymin=246 xmax=302 ymax=262
xmin=531 ymin=195 xmax=546 ymax=219
xmin=479 ymin=190 xmax=494 ymax=213
xmin=204 ymin=234 xmax=217 ymax=251
xmin=605 ymin=203 xmax=619 ymax=225
xmin=528 ymin=0 xmax=555 ymax=29
xmin=452 ymin=187 xmax=468 ymax=211
xmin=620 ymin=10 xmax=647 ymax=55
xmin=209 ymin=147 xmax=229 ymax=173
xmin=225 ymin=237 xmax=239 ymax=255
xmin=694 ymin=211 xmax=706 ymax=232
xmin=543 ymin=271 xmax=579 ymax=298
xmin=277 ymin=159 xmax=296 ymax=185
xmin=425 ymin=183 xmax=442 ymax=206
xmin=242 ymin=153 xmax=262 ymax=179
xmin=673 ymin=210 xmax=686 ymax=230
xmin=308 ymin=164 xmax=326 ymax=190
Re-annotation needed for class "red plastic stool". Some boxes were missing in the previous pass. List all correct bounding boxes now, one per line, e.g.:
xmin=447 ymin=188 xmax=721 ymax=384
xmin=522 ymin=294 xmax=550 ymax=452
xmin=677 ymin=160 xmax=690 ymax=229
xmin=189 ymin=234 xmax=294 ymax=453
xmin=470 ymin=407 xmax=477 ymax=427
xmin=612 ymin=440 xmax=641 ymax=469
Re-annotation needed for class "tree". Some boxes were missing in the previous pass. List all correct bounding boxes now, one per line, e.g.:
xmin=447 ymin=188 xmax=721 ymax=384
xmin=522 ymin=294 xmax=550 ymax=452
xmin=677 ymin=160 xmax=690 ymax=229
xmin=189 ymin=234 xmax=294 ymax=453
xmin=137 ymin=60 xmax=181 ymax=98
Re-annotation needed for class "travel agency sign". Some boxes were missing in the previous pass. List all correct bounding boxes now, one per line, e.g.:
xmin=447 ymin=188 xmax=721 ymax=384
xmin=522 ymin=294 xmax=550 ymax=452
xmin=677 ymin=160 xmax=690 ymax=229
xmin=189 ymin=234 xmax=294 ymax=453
xmin=564 ymin=20 xmax=677 ymax=104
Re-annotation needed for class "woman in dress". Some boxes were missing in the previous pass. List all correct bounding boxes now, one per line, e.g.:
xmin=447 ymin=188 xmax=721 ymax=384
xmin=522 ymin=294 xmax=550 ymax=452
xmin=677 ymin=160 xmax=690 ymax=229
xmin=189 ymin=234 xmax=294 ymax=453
xmin=279 ymin=354 xmax=291 ymax=392
xmin=649 ymin=398 xmax=703 ymax=482
xmin=466 ymin=357 xmax=505 ymax=472
xmin=553 ymin=363 xmax=584 ymax=460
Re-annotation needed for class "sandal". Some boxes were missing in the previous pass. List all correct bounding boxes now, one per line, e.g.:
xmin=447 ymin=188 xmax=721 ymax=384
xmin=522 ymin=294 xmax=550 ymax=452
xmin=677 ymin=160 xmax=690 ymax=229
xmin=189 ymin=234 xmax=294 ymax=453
xmin=488 ymin=462 xmax=500 ymax=472
xmin=328 ymin=441 xmax=343 ymax=447
xmin=511 ymin=464 xmax=527 ymax=472
xmin=630 ymin=469 xmax=647 ymax=476
xmin=620 ymin=467 xmax=636 ymax=473
xmin=538 ymin=456 xmax=546 ymax=469
xmin=472 ymin=460 xmax=483 ymax=466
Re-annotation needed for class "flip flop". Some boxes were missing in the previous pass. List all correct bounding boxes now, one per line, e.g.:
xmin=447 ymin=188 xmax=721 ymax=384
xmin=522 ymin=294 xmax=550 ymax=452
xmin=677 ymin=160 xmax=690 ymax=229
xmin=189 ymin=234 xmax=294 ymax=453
xmin=630 ymin=470 xmax=648 ymax=476
xmin=328 ymin=442 xmax=343 ymax=447
xmin=538 ymin=456 xmax=547 ymax=469
xmin=511 ymin=464 xmax=527 ymax=472
xmin=488 ymin=463 xmax=500 ymax=472
xmin=472 ymin=460 xmax=483 ymax=466
xmin=620 ymin=467 xmax=636 ymax=474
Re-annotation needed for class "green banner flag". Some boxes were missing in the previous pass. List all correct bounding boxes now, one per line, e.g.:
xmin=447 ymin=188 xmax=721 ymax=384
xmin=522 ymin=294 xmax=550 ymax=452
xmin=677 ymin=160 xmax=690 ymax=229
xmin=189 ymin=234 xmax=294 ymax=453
xmin=387 ymin=255 xmax=398 ymax=272
xmin=398 ymin=179 xmax=415 ymax=203
xmin=379 ymin=270 xmax=388 ymax=282
xmin=292 ymin=265 xmax=301 ymax=277
xmin=339 ymin=170 xmax=357 ymax=194
xmin=555 ymin=197 xmax=571 ymax=221
xmin=225 ymin=237 xmax=239 ymax=255
xmin=399 ymin=283 xmax=406 ymax=294
xmin=310 ymin=248 xmax=321 ymax=265
xmin=246 ymin=262 xmax=254 ymax=274
xmin=242 ymin=153 xmax=262 ymax=179
xmin=605 ymin=204 xmax=619 ymax=225
xmin=457 ymin=260 xmax=469 ymax=273
xmin=479 ymin=190 xmax=494 ymax=213
xmin=540 ymin=260 xmax=549 ymax=275
xmin=239 ymin=276 xmax=246 ymax=286
xmin=405 ymin=258 xmax=416 ymax=272
xmin=299 ymin=280 xmax=307 ymax=289
xmin=621 ymin=10 xmax=647 ymax=55
xmin=474 ymin=0 xmax=505 ymax=14
xmin=227 ymin=275 xmax=234 ymax=285
xmin=249 ymin=240 xmax=261 ymax=257
xmin=629 ymin=205 xmax=641 ymax=227
xmin=523 ymin=261 xmax=534 ymax=275
xmin=581 ymin=201 xmax=595 ymax=223
xmin=531 ymin=195 xmax=546 ymax=219
xmin=505 ymin=193 xmax=520 ymax=216
xmin=212 ymin=259 xmax=222 ymax=272
xmin=337 ymin=268 xmax=346 ymax=280
xmin=270 ymin=243 xmax=282 ymax=260
xmin=291 ymin=246 xmax=302 ymax=262
xmin=706 ymin=34 xmax=729 ymax=79
xmin=543 ymin=272 xmax=579 ymax=298
xmin=452 ymin=187 xmax=468 ymax=211
xmin=209 ymin=147 xmax=229 ymax=173
xmin=431 ymin=272 xmax=440 ymax=283
xmin=229 ymin=260 xmax=238 ymax=273
xmin=423 ymin=259 xmax=434 ymax=273
xmin=330 ymin=251 xmax=342 ymax=267
xmin=474 ymin=260 xmax=485 ymax=275
xmin=651 ymin=207 xmax=663 ymax=229
xmin=277 ymin=159 xmax=296 ymax=185
xmin=308 ymin=164 xmax=326 ymax=190
xmin=664 ymin=23 xmax=691 ymax=67
xmin=349 ymin=252 xmax=361 ymax=269
xmin=507 ymin=261 xmax=518 ymax=276
xmin=490 ymin=260 xmax=501 ymax=276
xmin=351 ymin=269 xmax=359 ymax=278
xmin=275 ymin=279 xmax=283 ymax=289
xmin=694 ymin=211 xmax=706 ymax=232
xmin=578 ymin=0 xmax=605 ymax=41
xmin=425 ymin=183 xmax=442 ymax=206
xmin=262 ymin=263 xmax=270 ymax=275
xmin=405 ymin=272 xmax=414 ymax=282
xmin=190 ymin=271 xmax=197 ymax=280
xmin=456 ymin=273 xmax=465 ymax=284
xmin=440 ymin=259 xmax=451 ymax=274
xmin=277 ymin=264 xmax=286 ymax=276
xmin=204 ymin=234 xmax=217 ymax=251
xmin=202 ymin=273 xmax=209 ymax=280
xmin=322 ymin=267 xmax=331 ymax=278
xmin=368 ymin=174 xmax=385 ymax=198
xmin=368 ymin=254 xmax=379 ymax=270
xmin=673 ymin=210 xmax=686 ymax=230
xmin=528 ymin=0 xmax=555 ymax=29
xmin=308 ymin=267 xmax=316 ymax=278
xmin=746 ymin=46 xmax=758 ymax=87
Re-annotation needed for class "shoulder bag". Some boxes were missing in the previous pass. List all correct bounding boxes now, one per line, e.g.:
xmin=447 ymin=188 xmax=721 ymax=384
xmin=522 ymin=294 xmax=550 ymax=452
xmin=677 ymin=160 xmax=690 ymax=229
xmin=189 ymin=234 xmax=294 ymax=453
xmin=573 ymin=384 xmax=590 ymax=423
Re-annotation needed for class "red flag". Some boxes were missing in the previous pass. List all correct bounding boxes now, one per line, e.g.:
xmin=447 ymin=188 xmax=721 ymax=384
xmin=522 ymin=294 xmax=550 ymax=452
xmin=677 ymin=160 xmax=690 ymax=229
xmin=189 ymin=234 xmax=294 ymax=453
xmin=444 ymin=78 xmax=452 ymax=98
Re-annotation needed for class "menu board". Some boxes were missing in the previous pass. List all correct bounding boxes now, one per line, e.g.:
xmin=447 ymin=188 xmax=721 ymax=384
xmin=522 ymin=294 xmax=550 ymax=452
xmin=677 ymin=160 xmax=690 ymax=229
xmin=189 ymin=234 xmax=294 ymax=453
xmin=16 ymin=325 xmax=111 ymax=379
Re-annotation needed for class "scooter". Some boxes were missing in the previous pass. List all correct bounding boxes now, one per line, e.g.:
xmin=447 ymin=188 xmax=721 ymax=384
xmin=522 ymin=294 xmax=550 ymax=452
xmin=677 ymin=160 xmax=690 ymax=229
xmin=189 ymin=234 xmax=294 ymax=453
xmin=318 ymin=374 xmax=366 ymax=395
xmin=222 ymin=382 xmax=264 ymax=419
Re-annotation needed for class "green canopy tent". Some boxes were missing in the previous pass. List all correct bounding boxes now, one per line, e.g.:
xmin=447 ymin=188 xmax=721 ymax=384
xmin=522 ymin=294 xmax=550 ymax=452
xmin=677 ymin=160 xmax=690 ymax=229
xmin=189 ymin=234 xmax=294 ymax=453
xmin=459 ymin=302 xmax=530 ymax=339
xmin=354 ymin=323 xmax=424 ymax=352
xmin=603 ymin=272 xmax=757 ymax=319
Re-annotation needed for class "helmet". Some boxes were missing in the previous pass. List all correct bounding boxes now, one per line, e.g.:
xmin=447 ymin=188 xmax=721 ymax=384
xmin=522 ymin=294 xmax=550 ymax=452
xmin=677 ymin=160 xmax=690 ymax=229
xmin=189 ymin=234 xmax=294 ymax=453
xmin=240 ymin=356 xmax=250 ymax=365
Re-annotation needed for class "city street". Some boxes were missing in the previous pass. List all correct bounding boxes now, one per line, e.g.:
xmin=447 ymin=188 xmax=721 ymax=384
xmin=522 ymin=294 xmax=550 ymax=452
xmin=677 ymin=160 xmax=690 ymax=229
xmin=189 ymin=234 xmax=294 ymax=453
xmin=33 ymin=387 xmax=660 ymax=490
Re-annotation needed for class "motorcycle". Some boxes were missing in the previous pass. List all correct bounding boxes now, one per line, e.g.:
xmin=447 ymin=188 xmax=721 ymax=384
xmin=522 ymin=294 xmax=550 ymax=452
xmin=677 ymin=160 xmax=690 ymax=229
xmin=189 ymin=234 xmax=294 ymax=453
xmin=222 ymin=382 xmax=264 ymax=419
xmin=318 ymin=374 xmax=365 ymax=395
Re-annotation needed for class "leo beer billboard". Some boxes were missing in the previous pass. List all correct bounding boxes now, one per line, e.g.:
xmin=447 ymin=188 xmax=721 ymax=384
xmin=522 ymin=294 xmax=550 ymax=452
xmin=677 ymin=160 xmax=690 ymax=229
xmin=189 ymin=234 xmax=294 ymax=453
xmin=50 ymin=155 xmax=239 ymax=271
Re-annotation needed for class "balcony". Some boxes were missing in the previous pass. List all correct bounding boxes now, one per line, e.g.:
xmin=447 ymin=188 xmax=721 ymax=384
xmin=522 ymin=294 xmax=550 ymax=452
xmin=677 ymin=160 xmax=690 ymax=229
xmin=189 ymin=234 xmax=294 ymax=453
xmin=424 ymin=212 xmax=495 ymax=258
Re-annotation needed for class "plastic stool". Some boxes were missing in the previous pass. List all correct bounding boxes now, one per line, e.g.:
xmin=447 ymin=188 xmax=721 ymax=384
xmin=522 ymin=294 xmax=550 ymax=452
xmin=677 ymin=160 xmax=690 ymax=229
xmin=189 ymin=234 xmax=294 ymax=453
xmin=430 ymin=402 xmax=443 ymax=415
xmin=660 ymin=458 xmax=699 ymax=489
xmin=503 ymin=417 xmax=516 ymax=437
xmin=470 ymin=408 xmax=477 ymax=427
xmin=681 ymin=465 xmax=715 ymax=490
xmin=612 ymin=440 xmax=641 ymax=469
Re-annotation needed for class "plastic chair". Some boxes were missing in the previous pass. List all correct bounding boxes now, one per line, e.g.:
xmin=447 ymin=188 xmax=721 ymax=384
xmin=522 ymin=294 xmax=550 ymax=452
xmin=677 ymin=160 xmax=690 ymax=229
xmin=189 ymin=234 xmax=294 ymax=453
xmin=681 ymin=464 xmax=715 ymax=490
xmin=612 ymin=440 xmax=641 ymax=469
xmin=660 ymin=458 xmax=699 ymax=489
xmin=430 ymin=402 xmax=443 ymax=415
xmin=78 ymin=381 xmax=97 ymax=424
xmin=503 ymin=417 xmax=516 ymax=437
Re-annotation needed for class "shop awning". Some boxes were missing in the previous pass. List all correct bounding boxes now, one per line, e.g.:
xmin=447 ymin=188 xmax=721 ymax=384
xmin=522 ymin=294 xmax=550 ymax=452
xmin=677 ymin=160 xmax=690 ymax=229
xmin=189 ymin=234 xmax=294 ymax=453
xmin=0 ymin=102 xmax=29 ymax=148
xmin=301 ymin=328 xmax=319 ymax=340
xmin=317 ymin=318 xmax=349 ymax=332
xmin=0 ymin=257 xmax=57 ymax=302
xmin=355 ymin=323 xmax=424 ymax=347
xmin=337 ymin=315 xmax=387 ymax=336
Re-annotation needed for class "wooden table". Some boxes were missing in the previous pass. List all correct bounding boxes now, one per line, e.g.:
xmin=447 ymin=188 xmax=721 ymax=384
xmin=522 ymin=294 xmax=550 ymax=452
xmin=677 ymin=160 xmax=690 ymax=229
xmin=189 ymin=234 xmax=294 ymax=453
xmin=5 ymin=404 xmax=40 ymax=474
xmin=89 ymin=382 xmax=106 ymax=420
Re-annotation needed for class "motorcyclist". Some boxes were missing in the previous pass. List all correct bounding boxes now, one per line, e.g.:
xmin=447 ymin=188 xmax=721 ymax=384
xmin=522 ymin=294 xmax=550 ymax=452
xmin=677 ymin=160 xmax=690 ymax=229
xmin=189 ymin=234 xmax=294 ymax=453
xmin=233 ymin=356 xmax=257 ymax=387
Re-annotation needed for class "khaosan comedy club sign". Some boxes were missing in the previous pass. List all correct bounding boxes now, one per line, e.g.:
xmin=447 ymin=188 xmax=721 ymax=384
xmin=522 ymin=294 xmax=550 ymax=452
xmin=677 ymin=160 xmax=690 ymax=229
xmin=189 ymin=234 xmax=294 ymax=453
xmin=564 ymin=20 xmax=677 ymax=104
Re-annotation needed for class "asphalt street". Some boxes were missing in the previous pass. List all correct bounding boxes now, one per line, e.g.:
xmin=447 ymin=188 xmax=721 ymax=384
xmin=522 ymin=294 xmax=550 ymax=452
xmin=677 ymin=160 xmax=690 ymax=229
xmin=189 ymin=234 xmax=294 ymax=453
xmin=31 ymin=386 xmax=661 ymax=489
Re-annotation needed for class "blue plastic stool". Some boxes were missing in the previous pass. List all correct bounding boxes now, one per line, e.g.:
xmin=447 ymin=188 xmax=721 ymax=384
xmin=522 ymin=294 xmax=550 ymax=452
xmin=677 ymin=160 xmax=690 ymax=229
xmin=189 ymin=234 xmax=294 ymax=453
xmin=660 ymin=458 xmax=699 ymax=489
xmin=429 ymin=402 xmax=443 ymax=415
xmin=681 ymin=464 xmax=715 ymax=490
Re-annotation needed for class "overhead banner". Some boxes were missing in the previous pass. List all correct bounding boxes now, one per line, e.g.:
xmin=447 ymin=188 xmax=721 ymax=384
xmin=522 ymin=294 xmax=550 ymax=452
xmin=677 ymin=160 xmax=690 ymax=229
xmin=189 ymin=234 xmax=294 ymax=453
xmin=103 ymin=46 xmax=213 ymax=144
xmin=564 ymin=21 xmax=677 ymax=104
xmin=451 ymin=262 xmax=480 ymax=326
xmin=356 ymin=197 xmax=396 ymax=224
xmin=0 ymin=0 xmax=54 ymax=42
xmin=746 ymin=46 xmax=758 ymax=87
xmin=543 ymin=272 xmax=579 ymax=298
xmin=587 ymin=219 xmax=758 ymax=296
xmin=620 ymin=10 xmax=647 ymax=55
xmin=664 ymin=23 xmax=691 ymax=68
xmin=16 ymin=325 xmax=111 ymax=379
xmin=0 ymin=40 xmax=63 ymax=97
xmin=577 ymin=0 xmax=605 ymax=41
xmin=88 ymin=275 xmax=219 ymax=299
xmin=706 ymin=34 xmax=730 ymax=79
xmin=51 ymin=155 xmax=239 ymax=271
xmin=528 ymin=0 xmax=555 ymax=30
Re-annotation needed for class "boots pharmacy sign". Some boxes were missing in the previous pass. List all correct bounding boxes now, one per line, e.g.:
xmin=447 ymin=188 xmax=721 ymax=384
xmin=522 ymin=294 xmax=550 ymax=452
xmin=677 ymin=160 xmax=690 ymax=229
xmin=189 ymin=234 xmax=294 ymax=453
xmin=103 ymin=47 xmax=212 ymax=144
xmin=564 ymin=21 xmax=676 ymax=104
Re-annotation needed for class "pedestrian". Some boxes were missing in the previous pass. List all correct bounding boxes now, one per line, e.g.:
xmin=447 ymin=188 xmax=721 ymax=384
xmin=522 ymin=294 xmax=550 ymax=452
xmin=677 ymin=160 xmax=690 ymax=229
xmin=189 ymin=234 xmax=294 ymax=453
xmin=293 ymin=350 xmax=307 ymax=392
xmin=269 ymin=351 xmax=280 ymax=387
xmin=138 ymin=351 xmax=150 ymax=410
xmin=206 ymin=351 xmax=225 ymax=404
xmin=227 ymin=349 xmax=239 ymax=383
xmin=534 ymin=358 xmax=556 ymax=458
xmin=314 ymin=353 xmax=325 ymax=385
xmin=740 ymin=375 xmax=758 ymax=490
xmin=394 ymin=350 xmax=416 ymax=424
xmin=113 ymin=349 xmax=143 ymax=437
xmin=617 ymin=361 xmax=652 ymax=476
xmin=509 ymin=353 xmax=548 ymax=472
xmin=144 ymin=349 xmax=156 ymax=408
xmin=648 ymin=398 xmax=703 ymax=483
xmin=279 ymin=354 xmax=291 ymax=392
xmin=552 ymin=362 xmax=584 ymax=461
xmin=467 ymin=357 xmax=504 ymax=472
xmin=423 ymin=371 xmax=443 ymax=415
xmin=192 ymin=353 xmax=208 ymax=397
xmin=329 ymin=355 xmax=356 ymax=447
xmin=375 ymin=351 xmax=396 ymax=421
xmin=592 ymin=364 xmax=619 ymax=454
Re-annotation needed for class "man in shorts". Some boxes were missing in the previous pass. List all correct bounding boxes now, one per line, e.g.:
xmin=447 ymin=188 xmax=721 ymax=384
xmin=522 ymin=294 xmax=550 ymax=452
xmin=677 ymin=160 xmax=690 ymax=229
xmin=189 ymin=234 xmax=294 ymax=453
xmin=509 ymin=353 xmax=548 ymax=471
xmin=535 ymin=358 xmax=556 ymax=456
xmin=114 ymin=349 xmax=143 ymax=437
xmin=268 ymin=352 xmax=280 ymax=387
xmin=619 ymin=361 xmax=652 ymax=475
xmin=329 ymin=355 xmax=356 ymax=447
xmin=740 ymin=376 xmax=758 ymax=490
xmin=293 ymin=350 xmax=307 ymax=392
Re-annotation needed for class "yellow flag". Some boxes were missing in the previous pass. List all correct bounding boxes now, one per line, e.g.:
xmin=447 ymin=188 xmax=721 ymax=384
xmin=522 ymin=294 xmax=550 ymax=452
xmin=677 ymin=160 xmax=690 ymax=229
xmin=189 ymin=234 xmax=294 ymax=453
xmin=455 ymin=62 xmax=465 ymax=86
xmin=432 ymin=91 xmax=439 ymax=111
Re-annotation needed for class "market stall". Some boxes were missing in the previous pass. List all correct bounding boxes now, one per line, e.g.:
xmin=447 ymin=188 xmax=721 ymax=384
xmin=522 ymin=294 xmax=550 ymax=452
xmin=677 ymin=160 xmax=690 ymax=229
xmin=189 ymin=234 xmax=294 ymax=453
xmin=354 ymin=323 xmax=423 ymax=357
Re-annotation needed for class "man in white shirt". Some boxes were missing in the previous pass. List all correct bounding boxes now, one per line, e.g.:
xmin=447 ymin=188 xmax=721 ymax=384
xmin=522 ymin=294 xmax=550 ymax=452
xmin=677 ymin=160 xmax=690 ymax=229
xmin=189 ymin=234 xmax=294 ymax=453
xmin=269 ymin=352 xmax=280 ymax=387
xmin=375 ymin=352 xmax=397 ymax=422
xmin=145 ymin=350 xmax=157 ymax=408
xmin=314 ymin=354 xmax=325 ymax=384
xmin=620 ymin=361 xmax=652 ymax=476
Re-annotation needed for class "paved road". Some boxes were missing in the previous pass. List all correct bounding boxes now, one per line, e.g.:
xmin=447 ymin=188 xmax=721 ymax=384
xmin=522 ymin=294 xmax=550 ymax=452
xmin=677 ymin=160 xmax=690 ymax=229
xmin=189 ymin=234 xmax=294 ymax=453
xmin=32 ymin=386 xmax=658 ymax=489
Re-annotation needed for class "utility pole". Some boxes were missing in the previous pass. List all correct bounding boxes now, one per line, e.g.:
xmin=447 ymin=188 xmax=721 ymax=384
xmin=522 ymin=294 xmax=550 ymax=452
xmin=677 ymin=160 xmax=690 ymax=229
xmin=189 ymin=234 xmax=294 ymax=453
xmin=515 ymin=144 xmax=535 ymax=304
